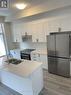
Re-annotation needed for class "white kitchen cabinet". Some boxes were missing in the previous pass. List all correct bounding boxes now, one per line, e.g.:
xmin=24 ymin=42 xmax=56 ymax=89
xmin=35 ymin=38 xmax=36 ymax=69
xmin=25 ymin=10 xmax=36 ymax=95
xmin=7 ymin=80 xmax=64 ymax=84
xmin=47 ymin=18 xmax=61 ymax=33
xmin=1 ymin=61 xmax=43 ymax=95
xmin=60 ymin=16 xmax=71 ymax=31
xmin=21 ymin=23 xmax=32 ymax=36
xmin=40 ymin=54 xmax=48 ymax=69
xmin=46 ymin=16 xmax=71 ymax=34
xmin=12 ymin=22 xmax=32 ymax=42
xmin=43 ymin=20 xmax=50 ymax=35
xmin=31 ymin=51 xmax=48 ymax=69
xmin=12 ymin=23 xmax=22 ymax=42
xmin=12 ymin=15 xmax=71 ymax=43
xmin=31 ymin=53 xmax=40 ymax=62
xmin=31 ymin=21 xmax=46 ymax=42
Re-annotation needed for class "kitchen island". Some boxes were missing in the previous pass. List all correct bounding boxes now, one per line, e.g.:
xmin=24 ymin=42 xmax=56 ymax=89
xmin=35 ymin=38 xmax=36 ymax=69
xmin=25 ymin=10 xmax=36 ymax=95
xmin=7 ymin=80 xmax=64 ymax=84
xmin=0 ymin=60 xmax=43 ymax=95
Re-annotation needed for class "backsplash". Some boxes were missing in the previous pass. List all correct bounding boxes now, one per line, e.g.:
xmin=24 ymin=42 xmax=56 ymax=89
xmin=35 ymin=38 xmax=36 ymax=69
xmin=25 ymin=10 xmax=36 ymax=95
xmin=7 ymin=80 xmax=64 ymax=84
xmin=20 ymin=42 xmax=47 ymax=50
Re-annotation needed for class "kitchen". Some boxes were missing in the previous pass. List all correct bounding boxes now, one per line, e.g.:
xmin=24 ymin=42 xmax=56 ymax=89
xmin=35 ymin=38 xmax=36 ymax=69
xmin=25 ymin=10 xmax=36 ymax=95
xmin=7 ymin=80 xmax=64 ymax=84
xmin=0 ymin=0 xmax=71 ymax=95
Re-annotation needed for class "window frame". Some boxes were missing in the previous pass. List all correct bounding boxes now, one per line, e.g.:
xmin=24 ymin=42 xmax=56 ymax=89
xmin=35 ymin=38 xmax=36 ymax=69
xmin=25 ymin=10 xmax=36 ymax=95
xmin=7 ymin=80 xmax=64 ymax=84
xmin=0 ymin=23 xmax=6 ymax=57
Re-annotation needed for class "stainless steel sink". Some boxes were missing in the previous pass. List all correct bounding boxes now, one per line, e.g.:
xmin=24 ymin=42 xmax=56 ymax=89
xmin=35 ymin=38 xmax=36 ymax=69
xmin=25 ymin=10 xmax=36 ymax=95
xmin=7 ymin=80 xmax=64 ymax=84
xmin=5 ymin=58 xmax=22 ymax=65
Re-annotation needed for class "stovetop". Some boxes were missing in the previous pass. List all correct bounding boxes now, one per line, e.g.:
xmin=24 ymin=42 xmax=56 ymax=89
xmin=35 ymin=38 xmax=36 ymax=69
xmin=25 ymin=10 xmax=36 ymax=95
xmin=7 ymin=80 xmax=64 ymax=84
xmin=21 ymin=49 xmax=35 ymax=54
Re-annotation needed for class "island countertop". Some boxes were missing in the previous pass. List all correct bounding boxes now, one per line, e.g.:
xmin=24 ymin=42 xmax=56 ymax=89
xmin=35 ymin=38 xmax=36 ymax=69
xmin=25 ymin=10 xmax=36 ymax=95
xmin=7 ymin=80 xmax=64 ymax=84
xmin=1 ymin=60 xmax=42 ymax=77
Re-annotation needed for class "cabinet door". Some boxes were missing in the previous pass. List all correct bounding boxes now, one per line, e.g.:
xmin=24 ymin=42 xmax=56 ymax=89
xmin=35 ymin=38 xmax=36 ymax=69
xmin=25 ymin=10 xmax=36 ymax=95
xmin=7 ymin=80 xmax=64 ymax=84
xmin=43 ymin=20 xmax=50 ymax=35
xmin=60 ymin=17 xmax=71 ymax=31
xmin=15 ymin=32 xmax=21 ymax=42
xmin=48 ymin=18 xmax=61 ymax=33
xmin=31 ymin=52 xmax=48 ymax=69
xmin=12 ymin=23 xmax=22 ymax=42
xmin=21 ymin=23 xmax=32 ymax=36
xmin=40 ymin=54 xmax=48 ymax=69
xmin=32 ymin=21 xmax=46 ymax=42
xmin=31 ymin=53 xmax=40 ymax=61
xmin=38 ymin=22 xmax=46 ymax=42
xmin=27 ymin=23 xmax=32 ymax=35
xmin=32 ymin=22 xmax=39 ymax=42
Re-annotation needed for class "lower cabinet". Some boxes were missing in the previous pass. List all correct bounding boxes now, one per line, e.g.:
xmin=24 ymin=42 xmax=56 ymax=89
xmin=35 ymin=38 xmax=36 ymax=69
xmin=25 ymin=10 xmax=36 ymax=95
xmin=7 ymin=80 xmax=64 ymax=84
xmin=31 ymin=52 xmax=48 ymax=70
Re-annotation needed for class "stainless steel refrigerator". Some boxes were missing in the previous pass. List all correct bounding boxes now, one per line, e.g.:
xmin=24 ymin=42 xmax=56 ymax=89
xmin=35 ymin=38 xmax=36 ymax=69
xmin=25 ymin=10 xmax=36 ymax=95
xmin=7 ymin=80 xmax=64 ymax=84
xmin=47 ymin=32 xmax=71 ymax=77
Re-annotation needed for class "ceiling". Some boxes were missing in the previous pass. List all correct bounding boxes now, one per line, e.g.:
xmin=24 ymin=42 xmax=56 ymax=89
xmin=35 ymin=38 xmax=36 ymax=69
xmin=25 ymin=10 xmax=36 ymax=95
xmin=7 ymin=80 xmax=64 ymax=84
xmin=1 ymin=0 xmax=71 ymax=21
xmin=0 ymin=0 xmax=48 ymax=16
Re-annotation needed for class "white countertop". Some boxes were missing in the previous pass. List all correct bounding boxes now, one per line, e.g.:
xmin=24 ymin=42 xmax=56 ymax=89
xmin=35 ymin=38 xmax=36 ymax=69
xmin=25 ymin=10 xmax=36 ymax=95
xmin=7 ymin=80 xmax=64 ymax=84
xmin=1 ymin=60 xmax=42 ymax=78
xmin=31 ymin=49 xmax=47 ymax=55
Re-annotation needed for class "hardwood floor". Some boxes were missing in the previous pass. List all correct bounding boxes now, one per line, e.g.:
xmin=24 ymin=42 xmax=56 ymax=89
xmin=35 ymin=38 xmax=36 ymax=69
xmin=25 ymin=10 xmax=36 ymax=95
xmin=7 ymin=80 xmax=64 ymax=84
xmin=39 ymin=69 xmax=71 ymax=95
xmin=0 ymin=82 xmax=22 ymax=95
xmin=0 ymin=69 xmax=71 ymax=95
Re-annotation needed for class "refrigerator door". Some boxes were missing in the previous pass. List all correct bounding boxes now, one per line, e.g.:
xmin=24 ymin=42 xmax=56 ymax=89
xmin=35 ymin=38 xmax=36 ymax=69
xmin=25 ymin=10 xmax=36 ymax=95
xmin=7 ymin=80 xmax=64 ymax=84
xmin=48 ymin=57 xmax=57 ymax=74
xmin=57 ymin=58 xmax=70 ymax=77
xmin=47 ymin=35 xmax=56 ymax=56
xmin=56 ymin=34 xmax=69 ymax=58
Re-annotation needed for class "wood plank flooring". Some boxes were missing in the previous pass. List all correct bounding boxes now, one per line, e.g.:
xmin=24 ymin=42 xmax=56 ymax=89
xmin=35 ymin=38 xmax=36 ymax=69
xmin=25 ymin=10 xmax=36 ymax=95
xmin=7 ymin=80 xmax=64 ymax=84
xmin=39 ymin=69 xmax=71 ymax=95
xmin=0 ymin=69 xmax=71 ymax=95
xmin=0 ymin=82 xmax=22 ymax=95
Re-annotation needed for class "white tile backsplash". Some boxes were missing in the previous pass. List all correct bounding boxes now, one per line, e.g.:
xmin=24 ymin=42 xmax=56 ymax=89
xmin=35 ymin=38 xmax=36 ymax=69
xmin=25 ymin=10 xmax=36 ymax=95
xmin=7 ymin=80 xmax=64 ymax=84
xmin=20 ymin=42 xmax=47 ymax=50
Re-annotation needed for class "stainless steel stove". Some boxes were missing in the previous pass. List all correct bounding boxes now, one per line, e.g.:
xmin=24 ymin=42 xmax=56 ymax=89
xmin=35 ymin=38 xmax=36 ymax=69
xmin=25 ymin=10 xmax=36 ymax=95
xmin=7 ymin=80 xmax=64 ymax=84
xmin=20 ymin=49 xmax=35 ymax=60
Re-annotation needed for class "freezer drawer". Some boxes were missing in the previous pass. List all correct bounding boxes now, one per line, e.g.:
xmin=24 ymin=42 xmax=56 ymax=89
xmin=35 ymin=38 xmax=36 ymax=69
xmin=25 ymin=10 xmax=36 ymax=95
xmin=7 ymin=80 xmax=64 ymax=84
xmin=57 ymin=58 xmax=70 ymax=77
xmin=48 ymin=57 xmax=70 ymax=77
xmin=48 ymin=57 xmax=57 ymax=74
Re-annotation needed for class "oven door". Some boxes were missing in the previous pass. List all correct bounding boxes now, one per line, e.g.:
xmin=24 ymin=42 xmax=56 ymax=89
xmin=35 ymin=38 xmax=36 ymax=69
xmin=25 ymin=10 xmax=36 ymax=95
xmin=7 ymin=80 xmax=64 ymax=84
xmin=21 ymin=53 xmax=31 ymax=60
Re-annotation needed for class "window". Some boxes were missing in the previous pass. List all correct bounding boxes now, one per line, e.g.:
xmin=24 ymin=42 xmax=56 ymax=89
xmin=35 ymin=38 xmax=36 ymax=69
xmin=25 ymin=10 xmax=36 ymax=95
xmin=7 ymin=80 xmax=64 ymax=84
xmin=0 ymin=24 xmax=6 ymax=57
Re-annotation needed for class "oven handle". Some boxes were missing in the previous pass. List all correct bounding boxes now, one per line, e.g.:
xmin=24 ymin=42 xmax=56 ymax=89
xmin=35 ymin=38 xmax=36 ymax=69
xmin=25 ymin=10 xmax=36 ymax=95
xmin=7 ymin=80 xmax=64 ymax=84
xmin=21 ymin=54 xmax=29 ymax=57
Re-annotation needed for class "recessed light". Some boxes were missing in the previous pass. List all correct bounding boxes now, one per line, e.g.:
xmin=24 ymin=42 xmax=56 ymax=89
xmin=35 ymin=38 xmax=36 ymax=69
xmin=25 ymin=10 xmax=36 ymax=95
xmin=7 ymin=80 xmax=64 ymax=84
xmin=16 ymin=3 xmax=27 ymax=10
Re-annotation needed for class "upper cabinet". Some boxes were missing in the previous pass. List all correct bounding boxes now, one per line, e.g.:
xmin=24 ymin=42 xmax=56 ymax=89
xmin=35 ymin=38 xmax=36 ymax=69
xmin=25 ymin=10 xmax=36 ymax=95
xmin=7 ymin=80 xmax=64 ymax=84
xmin=60 ymin=16 xmax=71 ymax=31
xmin=31 ymin=21 xmax=46 ymax=42
xmin=21 ymin=23 xmax=32 ymax=36
xmin=47 ymin=16 xmax=71 ymax=33
xmin=47 ymin=18 xmax=61 ymax=33
xmin=12 ymin=23 xmax=22 ymax=42
xmin=12 ymin=15 xmax=71 ymax=43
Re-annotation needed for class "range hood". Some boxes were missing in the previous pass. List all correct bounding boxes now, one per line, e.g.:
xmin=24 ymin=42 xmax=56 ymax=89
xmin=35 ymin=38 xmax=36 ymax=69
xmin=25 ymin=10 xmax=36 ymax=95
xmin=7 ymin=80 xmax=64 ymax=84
xmin=22 ymin=35 xmax=32 ymax=41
